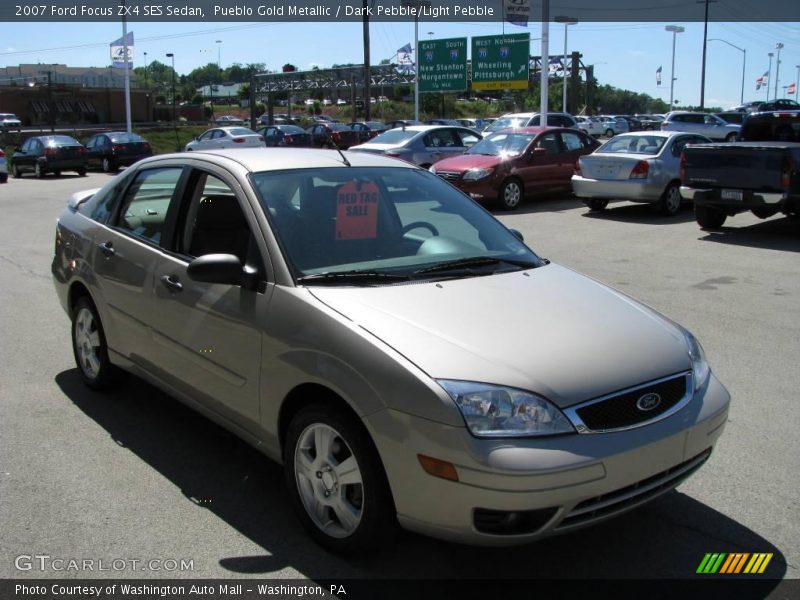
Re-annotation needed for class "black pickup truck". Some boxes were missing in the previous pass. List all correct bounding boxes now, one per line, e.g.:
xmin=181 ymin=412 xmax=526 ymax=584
xmin=679 ymin=111 xmax=800 ymax=229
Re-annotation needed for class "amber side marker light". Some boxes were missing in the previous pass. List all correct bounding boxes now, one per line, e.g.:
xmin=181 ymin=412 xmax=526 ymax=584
xmin=418 ymin=455 xmax=459 ymax=482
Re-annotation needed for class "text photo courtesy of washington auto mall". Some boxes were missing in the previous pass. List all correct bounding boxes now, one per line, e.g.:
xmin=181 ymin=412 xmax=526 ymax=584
xmin=0 ymin=1 xmax=799 ymax=599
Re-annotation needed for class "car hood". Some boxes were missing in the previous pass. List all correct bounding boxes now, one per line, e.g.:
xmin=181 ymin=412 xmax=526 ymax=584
xmin=309 ymin=264 xmax=691 ymax=408
xmin=434 ymin=154 xmax=503 ymax=172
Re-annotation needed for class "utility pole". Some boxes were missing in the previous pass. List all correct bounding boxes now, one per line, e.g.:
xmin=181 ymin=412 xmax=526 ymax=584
xmin=46 ymin=70 xmax=54 ymax=132
xmin=363 ymin=0 xmax=371 ymax=121
xmin=121 ymin=0 xmax=132 ymax=133
xmin=540 ymin=0 xmax=549 ymax=126
xmin=767 ymin=53 xmax=774 ymax=101
xmin=698 ymin=0 xmax=716 ymax=110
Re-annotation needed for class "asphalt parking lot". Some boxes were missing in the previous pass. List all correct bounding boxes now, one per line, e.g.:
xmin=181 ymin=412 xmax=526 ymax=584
xmin=0 ymin=172 xmax=797 ymax=588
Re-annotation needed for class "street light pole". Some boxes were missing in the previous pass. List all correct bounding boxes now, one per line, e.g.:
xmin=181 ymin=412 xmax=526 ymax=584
xmin=795 ymin=65 xmax=800 ymax=101
xmin=403 ymin=0 xmax=431 ymax=122
xmin=555 ymin=17 xmax=577 ymax=113
xmin=708 ymin=39 xmax=745 ymax=104
xmin=143 ymin=51 xmax=148 ymax=90
xmin=767 ymin=53 xmax=774 ymax=101
xmin=216 ymin=40 xmax=222 ymax=72
xmin=665 ymin=25 xmax=684 ymax=109
xmin=773 ymin=42 xmax=783 ymax=100
xmin=540 ymin=0 xmax=549 ymax=127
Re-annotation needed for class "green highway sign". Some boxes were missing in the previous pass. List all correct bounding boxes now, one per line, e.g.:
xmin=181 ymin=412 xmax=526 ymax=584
xmin=471 ymin=34 xmax=530 ymax=91
xmin=418 ymin=37 xmax=468 ymax=93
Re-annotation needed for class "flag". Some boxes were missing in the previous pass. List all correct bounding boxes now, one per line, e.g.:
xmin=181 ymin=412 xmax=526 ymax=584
xmin=110 ymin=32 xmax=134 ymax=69
xmin=656 ymin=65 xmax=662 ymax=86
xmin=548 ymin=57 xmax=565 ymax=77
xmin=396 ymin=43 xmax=414 ymax=75
xmin=756 ymin=70 xmax=769 ymax=90
xmin=788 ymin=82 xmax=797 ymax=96
xmin=504 ymin=0 xmax=530 ymax=27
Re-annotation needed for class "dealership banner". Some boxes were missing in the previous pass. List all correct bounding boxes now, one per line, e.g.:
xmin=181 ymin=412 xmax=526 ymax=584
xmin=110 ymin=32 xmax=134 ymax=69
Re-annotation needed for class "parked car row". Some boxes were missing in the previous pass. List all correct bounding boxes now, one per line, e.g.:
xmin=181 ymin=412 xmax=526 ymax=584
xmin=8 ymin=132 xmax=154 ymax=179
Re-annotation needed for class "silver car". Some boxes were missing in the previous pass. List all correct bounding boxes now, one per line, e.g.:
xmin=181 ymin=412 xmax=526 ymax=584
xmin=52 ymin=148 xmax=729 ymax=551
xmin=597 ymin=116 xmax=630 ymax=137
xmin=660 ymin=112 xmax=740 ymax=141
xmin=185 ymin=126 xmax=265 ymax=151
xmin=572 ymin=131 xmax=712 ymax=215
xmin=348 ymin=125 xmax=481 ymax=167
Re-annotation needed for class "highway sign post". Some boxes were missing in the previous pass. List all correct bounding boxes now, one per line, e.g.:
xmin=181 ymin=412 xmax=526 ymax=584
xmin=471 ymin=33 xmax=530 ymax=91
xmin=418 ymin=37 xmax=468 ymax=93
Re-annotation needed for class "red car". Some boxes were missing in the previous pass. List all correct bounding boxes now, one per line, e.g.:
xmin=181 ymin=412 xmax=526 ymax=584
xmin=430 ymin=127 xmax=599 ymax=209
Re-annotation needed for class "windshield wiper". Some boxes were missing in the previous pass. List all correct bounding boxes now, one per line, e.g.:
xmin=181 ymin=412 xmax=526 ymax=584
xmin=296 ymin=270 xmax=410 ymax=285
xmin=412 ymin=256 xmax=537 ymax=275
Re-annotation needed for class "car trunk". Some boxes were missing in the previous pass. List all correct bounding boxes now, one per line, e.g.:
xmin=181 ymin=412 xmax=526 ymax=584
xmin=580 ymin=154 xmax=646 ymax=180
xmin=114 ymin=142 xmax=150 ymax=156
xmin=283 ymin=133 xmax=311 ymax=147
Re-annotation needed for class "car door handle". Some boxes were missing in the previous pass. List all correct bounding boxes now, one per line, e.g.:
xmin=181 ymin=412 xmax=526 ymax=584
xmin=98 ymin=241 xmax=115 ymax=257
xmin=160 ymin=275 xmax=183 ymax=293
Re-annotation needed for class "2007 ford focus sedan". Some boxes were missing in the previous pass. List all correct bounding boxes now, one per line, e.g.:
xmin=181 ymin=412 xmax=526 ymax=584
xmin=52 ymin=148 xmax=730 ymax=552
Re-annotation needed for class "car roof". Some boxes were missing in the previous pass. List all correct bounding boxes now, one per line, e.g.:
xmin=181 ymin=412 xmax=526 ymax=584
xmin=214 ymin=126 xmax=258 ymax=132
xmin=141 ymin=148 xmax=421 ymax=173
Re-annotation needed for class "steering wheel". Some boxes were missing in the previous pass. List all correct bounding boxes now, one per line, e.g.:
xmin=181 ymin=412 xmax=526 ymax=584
xmin=401 ymin=221 xmax=440 ymax=237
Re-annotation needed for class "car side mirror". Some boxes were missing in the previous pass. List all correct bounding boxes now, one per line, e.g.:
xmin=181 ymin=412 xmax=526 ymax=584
xmin=187 ymin=254 xmax=245 ymax=286
xmin=509 ymin=229 xmax=524 ymax=242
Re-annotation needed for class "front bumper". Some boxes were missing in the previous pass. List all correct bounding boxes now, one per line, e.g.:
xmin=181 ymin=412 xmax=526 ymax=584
xmin=572 ymin=175 xmax=662 ymax=202
xmin=363 ymin=372 xmax=729 ymax=546
xmin=446 ymin=177 xmax=500 ymax=201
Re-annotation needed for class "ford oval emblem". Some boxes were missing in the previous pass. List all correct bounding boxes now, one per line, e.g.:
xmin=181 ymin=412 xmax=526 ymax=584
xmin=636 ymin=392 xmax=661 ymax=411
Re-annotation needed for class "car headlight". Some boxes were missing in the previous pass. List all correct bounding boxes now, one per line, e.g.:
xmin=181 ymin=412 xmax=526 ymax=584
xmin=437 ymin=380 xmax=575 ymax=437
xmin=462 ymin=167 xmax=494 ymax=181
xmin=681 ymin=329 xmax=710 ymax=390
xmin=428 ymin=164 xmax=437 ymax=174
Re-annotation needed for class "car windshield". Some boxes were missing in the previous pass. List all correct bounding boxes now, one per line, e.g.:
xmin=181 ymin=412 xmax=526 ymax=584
xmin=229 ymin=127 xmax=257 ymax=136
xmin=466 ymin=132 xmax=535 ymax=157
xmin=597 ymin=135 xmax=667 ymax=155
xmin=485 ymin=117 xmax=529 ymax=132
xmin=109 ymin=133 xmax=144 ymax=143
xmin=250 ymin=167 xmax=541 ymax=284
xmin=368 ymin=130 xmax=418 ymax=144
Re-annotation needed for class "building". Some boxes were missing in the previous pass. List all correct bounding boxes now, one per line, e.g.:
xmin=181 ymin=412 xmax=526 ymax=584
xmin=0 ymin=64 xmax=138 ymax=89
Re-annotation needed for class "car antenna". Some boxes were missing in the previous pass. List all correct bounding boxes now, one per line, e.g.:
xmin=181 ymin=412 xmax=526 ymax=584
xmin=326 ymin=131 xmax=351 ymax=167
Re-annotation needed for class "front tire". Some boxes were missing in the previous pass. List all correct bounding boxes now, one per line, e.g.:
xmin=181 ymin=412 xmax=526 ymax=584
xmin=657 ymin=182 xmax=682 ymax=216
xmin=284 ymin=404 xmax=395 ymax=554
xmin=695 ymin=204 xmax=727 ymax=230
xmin=34 ymin=162 xmax=44 ymax=178
xmin=0 ymin=173 xmax=7 ymax=183
xmin=71 ymin=296 xmax=121 ymax=390
xmin=11 ymin=164 xmax=21 ymax=178
xmin=77 ymin=167 xmax=87 ymax=177
xmin=584 ymin=199 xmax=609 ymax=211
xmin=102 ymin=157 xmax=116 ymax=173
xmin=499 ymin=179 xmax=523 ymax=210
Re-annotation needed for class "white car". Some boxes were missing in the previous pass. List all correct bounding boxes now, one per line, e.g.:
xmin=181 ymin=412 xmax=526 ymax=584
xmin=0 ymin=113 xmax=22 ymax=131
xmin=322 ymin=98 xmax=333 ymax=106
xmin=575 ymin=116 xmax=605 ymax=137
xmin=336 ymin=98 xmax=348 ymax=106
xmin=304 ymin=98 xmax=316 ymax=107
xmin=597 ymin=116 xmax=630 ymax=137
xmin=184 ymin=127 xmax=265 ymax=151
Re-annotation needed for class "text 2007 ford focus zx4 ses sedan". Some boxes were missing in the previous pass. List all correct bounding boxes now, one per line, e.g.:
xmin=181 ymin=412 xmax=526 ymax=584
xmin=52 ymin=148 xmax=730 ymax=552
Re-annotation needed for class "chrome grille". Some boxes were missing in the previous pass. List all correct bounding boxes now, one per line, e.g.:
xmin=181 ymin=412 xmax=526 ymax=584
xmin=435 ymin=171 xmax=462 ymax=181
xmin=564 ymin=372 xmax=692 ymax=433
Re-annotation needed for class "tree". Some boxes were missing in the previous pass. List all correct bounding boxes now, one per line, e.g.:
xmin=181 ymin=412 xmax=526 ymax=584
xmin=282 ymin=63 xmax=297 ymax=73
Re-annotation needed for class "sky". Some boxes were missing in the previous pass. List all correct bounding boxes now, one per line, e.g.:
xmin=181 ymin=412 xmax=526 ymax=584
xmin=1 ymin=20 xmax=798 ymax=110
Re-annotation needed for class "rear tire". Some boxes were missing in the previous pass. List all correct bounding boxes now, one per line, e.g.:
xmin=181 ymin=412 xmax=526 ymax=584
xmin=657 ymin=182 xmax=682 ymax=216
xmin=0 ymin=173 xmax=7 ymax=183
xmin=605 ymin=128 xmax=614 ymax=138
xmin=725 ymin=132 xmax=738 ymax=142
xmin=695 ymin=204 xmax=727 ymax=230
xmin=71 ymin=296 xmax=122 ymax=390
xmin=77 ymin=168 xmax=87 ymax=177
xmin=584 ymin=199 xmax=609 ymax=211
xmin=34 ymin=162 xmax=44 ymax=178
xmin=102 ymin=157 xmax=116 ymax=173
xmin=283 ymin=404 xmax=396 ymax=554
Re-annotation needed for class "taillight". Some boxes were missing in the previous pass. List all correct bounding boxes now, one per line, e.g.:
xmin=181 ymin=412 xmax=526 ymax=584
xmin=258 ymin=135 xmax=265 ymax=143
xmin=0 ymin=149 xmax=4 ymax=157
xmin=574 ymin=159 xmax=582 ymax=176
xmin=629 ymin=160 xmax=649 ymax=179
xmin=332 ymin=131 xmax=341 ymax=140
xmin=232 ymin=138 xmax=245 ymax=143
xmin=782 ymin=157 xmax=793 ymax=188
xmin=284 ymin=135 xmax=294 ymax=143
xmin=45 ymin=147 xmax=57 ymax=157
xmin=79 ymin=147 xmax=87 ymax=154
xmin=680 ymin=152 xmax=686 ymax=183
xmin=112 ymin=144 xmax=124 ymax=152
